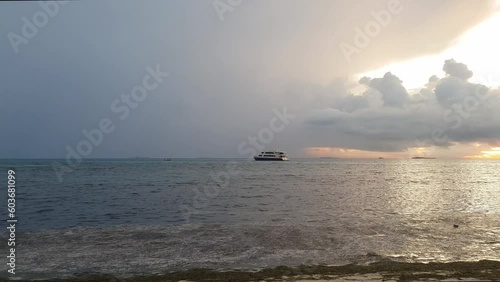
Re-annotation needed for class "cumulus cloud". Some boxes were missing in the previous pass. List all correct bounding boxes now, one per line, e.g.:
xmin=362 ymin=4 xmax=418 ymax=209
xmin=443 ymin=59 xmax=474 ymax=80
xmin=305 ymin=60 xmax=500 ymax=152
xmin=359 ymin=72 xmax=409 ymax=107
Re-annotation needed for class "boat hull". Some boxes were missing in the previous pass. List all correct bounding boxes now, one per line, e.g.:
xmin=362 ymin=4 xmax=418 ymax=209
xmin=253 ymin=157 xmax=288 ymax=161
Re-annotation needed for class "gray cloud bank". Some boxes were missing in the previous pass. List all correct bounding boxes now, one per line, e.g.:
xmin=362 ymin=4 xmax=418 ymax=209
xmin=304 ymin=60 xmax=500 ymax=153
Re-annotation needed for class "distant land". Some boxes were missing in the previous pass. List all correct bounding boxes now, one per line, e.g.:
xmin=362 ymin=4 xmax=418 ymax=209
xmin=412 ymin=157 xmax=437 ymax=159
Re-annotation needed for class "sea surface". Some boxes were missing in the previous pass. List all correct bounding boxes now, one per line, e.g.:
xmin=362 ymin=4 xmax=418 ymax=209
xmin=0 ymin=158 xmax=499 ymax=280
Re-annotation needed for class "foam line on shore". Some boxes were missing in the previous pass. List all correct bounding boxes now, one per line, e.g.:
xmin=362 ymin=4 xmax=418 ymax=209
xmin=11 ymin=260 xmax=500 ymax=281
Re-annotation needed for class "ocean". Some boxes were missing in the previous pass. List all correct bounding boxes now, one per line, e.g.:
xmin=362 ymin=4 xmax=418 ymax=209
xmin=0 ymin=158 xmax=499 ymax=280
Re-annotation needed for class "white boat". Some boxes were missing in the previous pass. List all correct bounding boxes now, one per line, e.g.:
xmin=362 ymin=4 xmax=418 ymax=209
xmin=254 ymin=150 xmax=289 ymax=161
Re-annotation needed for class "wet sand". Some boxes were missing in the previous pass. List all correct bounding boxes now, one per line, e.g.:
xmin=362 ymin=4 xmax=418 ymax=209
xmin=14 ymin=260 xmax=500 ymax=281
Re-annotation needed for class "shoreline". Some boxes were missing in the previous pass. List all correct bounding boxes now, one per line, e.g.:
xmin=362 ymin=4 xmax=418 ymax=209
xmin=9 ymin=260 xmax=500 ymax=281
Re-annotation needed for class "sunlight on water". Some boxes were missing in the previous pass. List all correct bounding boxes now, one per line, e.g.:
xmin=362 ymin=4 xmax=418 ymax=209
xmin=0 ymin=159 xmax=499 ymax=279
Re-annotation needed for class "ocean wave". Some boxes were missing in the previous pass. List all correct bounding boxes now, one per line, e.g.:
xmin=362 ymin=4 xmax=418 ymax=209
xmin=2 ymin=223 xmax=500 ymax=280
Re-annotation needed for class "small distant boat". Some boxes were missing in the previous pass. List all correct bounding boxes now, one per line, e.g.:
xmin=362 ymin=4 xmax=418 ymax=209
xmin=164 ymin=158 xmax=172 ymax=161
xmin=254 ymin=150 xmax=289 ymax=161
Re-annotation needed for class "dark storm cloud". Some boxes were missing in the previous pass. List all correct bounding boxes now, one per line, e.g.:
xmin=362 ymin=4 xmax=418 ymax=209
xmin=0 ymin=0 xmax=498 ymax=158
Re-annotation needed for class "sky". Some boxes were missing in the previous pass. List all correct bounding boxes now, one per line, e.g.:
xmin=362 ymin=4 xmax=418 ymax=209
xmin=1 ymin=0 xmax=500 ymax=159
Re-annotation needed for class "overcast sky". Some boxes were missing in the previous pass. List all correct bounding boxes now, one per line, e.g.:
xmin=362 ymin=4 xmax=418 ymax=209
xmin=1 ymin=0 xmax=500 ymax=159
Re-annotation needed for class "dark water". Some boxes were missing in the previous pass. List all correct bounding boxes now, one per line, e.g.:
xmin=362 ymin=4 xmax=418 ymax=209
xmin=0 ymin=159 xmax=499 ymax=279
